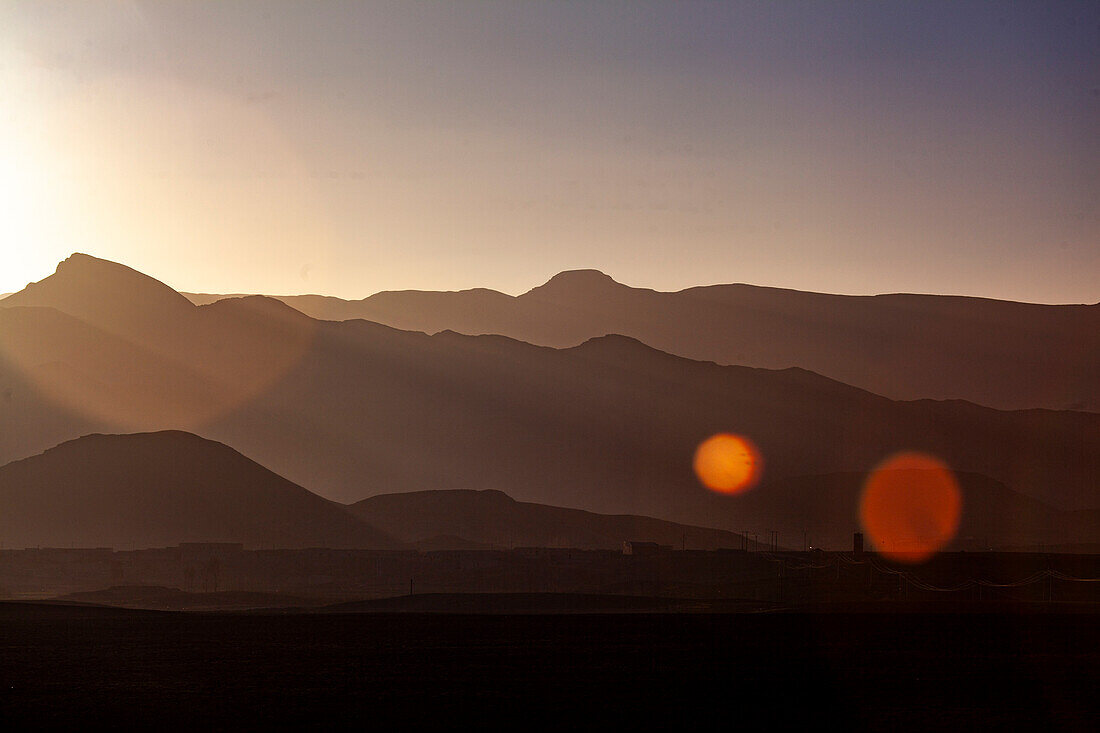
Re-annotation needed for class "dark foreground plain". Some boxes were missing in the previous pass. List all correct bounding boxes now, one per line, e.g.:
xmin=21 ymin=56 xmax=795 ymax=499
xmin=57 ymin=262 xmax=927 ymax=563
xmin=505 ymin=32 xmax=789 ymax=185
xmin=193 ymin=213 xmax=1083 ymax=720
xmin=0 ymin=603 xmax=1097 ymax=731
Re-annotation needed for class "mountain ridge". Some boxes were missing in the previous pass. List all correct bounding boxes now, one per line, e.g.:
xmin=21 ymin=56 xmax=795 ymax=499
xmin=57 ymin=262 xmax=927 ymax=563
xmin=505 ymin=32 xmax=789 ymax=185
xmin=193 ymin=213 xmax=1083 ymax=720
xmin=182 ymin=268 xmax=1100 ymax=411
xmin=188 ymin=267 xmax=1100 ymax=307
xmin=351 ymin=488 xmax=763 ymax=551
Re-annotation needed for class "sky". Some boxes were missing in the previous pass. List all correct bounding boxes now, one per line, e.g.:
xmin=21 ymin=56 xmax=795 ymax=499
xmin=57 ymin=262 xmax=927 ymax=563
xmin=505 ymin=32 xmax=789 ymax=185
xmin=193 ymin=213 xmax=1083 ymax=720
xmin=1 ymin=1 xmax=1097 ymax=303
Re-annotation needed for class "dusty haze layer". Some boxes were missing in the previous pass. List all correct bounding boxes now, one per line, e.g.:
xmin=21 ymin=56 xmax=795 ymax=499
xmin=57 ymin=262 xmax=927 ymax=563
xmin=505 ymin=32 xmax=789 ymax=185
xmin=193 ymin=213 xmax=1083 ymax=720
xmin=1 ymin=254 xmax=1098 ymax=551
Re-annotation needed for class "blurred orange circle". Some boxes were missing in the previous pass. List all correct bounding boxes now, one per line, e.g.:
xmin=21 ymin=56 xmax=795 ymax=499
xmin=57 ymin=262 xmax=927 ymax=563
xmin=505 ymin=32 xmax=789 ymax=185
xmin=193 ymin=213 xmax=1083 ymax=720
xmin=860 ymin=452 xmax=962 ymax=563
xmin=693 ymin=433 xmax=763 ymax=494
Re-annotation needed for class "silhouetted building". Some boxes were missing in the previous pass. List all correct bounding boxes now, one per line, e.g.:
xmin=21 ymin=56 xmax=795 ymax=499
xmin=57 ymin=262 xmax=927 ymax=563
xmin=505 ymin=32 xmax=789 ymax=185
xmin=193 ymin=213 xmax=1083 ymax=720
xmin=853 ymin=532 xmax=864 ymax=560
xmin=622 ymin=541 xmax=663 ymax=556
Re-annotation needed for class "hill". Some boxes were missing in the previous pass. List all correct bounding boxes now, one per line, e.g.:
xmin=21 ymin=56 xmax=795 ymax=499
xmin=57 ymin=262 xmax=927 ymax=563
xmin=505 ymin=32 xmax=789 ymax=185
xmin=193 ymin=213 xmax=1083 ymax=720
xmin=353 ymin=476 xmax=1096 ymax=552
xmin=187 ymin=269 xmax=1100 ymax=411
xmin=351 ymin=489 xmax=760 ymax=550
xmin=0 ymin=432 xmax=396 ymax=550
xmin=55 ymin=586 xmax=325 ymax=611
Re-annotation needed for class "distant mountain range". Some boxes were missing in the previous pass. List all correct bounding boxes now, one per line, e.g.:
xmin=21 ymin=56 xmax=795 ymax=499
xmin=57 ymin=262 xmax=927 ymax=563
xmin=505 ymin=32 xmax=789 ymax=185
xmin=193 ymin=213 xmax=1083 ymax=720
xmin=0 ymin=431 xmax=769 ymax=551
xmin=184 ymin=269 xmax=1100 ymax=412
xmin=1 ymin=254 xmax=1098 ymax=550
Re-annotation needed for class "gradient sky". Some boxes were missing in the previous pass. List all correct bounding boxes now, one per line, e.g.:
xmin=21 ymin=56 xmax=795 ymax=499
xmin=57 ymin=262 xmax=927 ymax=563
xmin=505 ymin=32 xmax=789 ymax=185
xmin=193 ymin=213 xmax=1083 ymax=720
xmin=1 ymin=1 xmax=1097 ymax=302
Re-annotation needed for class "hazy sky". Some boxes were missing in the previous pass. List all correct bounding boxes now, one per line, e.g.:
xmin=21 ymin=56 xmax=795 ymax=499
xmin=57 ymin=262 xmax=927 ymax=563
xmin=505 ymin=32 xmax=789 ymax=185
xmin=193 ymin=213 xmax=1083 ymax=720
xmin=1 ymin=1 xmax=1097 ymax=302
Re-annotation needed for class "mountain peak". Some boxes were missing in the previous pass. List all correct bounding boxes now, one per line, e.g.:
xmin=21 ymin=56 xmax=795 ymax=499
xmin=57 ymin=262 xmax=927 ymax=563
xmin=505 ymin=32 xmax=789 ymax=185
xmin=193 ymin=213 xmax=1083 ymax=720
xmin=57 ymin=251 xmax=119 ymax=272
xmin=2 ymin=253 xmax=195 ymax=337
xmin=26 ymin=253 xmax=191 ymax=302
xmin=201 ymin=294 xmax=313 ymax=323
xmin=52 ymin=253 xmax=177 ymax=287
xmin=526 ymin=269 xmax=621 ymax=297
xmin=29 ymin=431 xmax=243 ymax=469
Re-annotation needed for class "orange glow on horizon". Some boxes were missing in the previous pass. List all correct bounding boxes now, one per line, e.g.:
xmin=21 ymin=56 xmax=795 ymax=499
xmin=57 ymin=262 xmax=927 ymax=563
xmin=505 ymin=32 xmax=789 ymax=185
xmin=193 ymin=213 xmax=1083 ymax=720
xmin=693 ymin=433 xmax=763 ymax=494
xmin=860 ymin=452 xmax=962 ymax=564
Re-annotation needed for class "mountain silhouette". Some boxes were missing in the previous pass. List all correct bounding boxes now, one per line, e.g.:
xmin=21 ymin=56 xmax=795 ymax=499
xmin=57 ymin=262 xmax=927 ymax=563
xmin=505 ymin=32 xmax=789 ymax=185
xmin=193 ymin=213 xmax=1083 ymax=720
xmin=188 ymin=269 xmax=1100 ymax=411
xmin=0 ymin=433 xmax=786 ymax=552
xmin=0 ymin=431 xmax=397 ymax=549
xmin=2 ymin=255 xmax=1099 ymax=549
xmin=2 ymin=255 xmax=318 ymax=429
xmin=351 ymin=489 xmax=761 ymax=551
xmin=354 ymin=477 xmax=1095 ymax=551
xmin=6 ymin=254 xmax=196 ymax=344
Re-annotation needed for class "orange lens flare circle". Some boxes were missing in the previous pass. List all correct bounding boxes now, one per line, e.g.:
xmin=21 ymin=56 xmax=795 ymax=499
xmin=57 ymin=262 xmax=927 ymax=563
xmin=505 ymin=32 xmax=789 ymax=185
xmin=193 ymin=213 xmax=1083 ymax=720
xmin=859 ymin=452 xmax=962 ymax=564
xmin=693 ymin=433 xmax=763 ymax=494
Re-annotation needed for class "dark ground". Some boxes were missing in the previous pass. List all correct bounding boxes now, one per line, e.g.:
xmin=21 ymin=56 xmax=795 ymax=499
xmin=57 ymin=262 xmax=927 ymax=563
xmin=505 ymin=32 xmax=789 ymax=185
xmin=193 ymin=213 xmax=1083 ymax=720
xmin=0 ymin=603 xmax=1096 ymax=731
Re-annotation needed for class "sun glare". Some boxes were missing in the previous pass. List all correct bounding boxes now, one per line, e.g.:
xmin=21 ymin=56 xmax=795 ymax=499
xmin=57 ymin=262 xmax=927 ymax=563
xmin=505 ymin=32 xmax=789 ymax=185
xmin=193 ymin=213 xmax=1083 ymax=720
xmin=0 ymin=74 xmax=76 ymax=295
xmin=859 ymin=452 xmax=962 ymax=564
xmin=0 ymin=138 xmax=49 ymax=292
xmin=693 ymin=433 xmax=763 ymax=494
